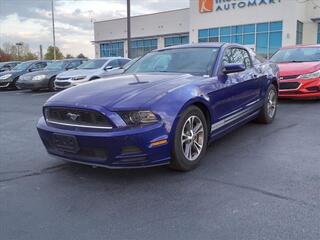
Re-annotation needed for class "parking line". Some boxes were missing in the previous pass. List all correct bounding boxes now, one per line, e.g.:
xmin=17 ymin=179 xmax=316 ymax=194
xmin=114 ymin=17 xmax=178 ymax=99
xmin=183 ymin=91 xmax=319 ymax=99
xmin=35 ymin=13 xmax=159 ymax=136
xmin=31 ymin=92 xmax=55 ymax=96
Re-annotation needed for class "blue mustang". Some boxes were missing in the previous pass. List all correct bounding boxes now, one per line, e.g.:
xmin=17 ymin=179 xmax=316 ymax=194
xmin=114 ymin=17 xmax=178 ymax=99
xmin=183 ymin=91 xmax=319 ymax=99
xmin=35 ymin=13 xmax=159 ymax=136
xmin=37 ymin=43 xmax=279 ymax=171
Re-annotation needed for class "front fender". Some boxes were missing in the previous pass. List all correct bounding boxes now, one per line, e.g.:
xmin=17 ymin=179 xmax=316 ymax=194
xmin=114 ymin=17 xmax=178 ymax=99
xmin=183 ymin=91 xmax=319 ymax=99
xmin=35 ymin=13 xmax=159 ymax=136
xmin=150 ymin=85 xmax=212 ymax=144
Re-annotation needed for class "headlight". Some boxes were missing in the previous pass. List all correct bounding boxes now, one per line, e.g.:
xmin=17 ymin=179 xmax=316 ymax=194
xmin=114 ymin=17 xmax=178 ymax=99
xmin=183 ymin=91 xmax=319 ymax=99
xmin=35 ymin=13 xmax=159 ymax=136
xmin=32 ymin=75 xmax=46 ymax=81
xmin=71 ymin=76 xmax=86 ymax=80
xmin=119 ymin=111 xmax=159 ymax=126
xmin=0 ymin=74 xmax=12 ymax=80
xmin=297 ymin=70 xmax=320 ymax=79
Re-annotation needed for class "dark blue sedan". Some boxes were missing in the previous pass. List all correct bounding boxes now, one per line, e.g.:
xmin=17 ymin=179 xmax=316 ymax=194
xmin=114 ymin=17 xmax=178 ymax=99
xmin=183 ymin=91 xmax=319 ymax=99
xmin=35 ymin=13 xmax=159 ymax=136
xmin=37 ymin=43 xmax=279 ymax=171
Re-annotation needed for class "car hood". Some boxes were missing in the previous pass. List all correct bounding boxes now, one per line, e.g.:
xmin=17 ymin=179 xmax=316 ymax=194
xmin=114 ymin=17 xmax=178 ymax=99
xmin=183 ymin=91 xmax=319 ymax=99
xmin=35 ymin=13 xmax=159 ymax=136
xmin=47 ymin=73 xmax=196 ymax=110
xmin=57 ymin=68 xmax=102 ymax=78
xmin=20 ymin=70 xmax=60 ymax=79
xmin=277 ymin=61 xmax=320 ymax=76
xmin=0 ymin=70 xmax=23 ymax=77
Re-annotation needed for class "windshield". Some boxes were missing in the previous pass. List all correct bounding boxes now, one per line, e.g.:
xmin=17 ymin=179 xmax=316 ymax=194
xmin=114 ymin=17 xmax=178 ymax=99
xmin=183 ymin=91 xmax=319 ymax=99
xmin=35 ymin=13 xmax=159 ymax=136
xmin=78 ymin=59 xmax=107 ymax=69
xmin=126 ymin=48 xmax=219 ymax=76
xmin=13 ymin=61 xmax=33 ymax=71
xmin=271 ymin=47 xmax=320 ymax=63
xmin=46 ymin=61 xmax=65 ymax=70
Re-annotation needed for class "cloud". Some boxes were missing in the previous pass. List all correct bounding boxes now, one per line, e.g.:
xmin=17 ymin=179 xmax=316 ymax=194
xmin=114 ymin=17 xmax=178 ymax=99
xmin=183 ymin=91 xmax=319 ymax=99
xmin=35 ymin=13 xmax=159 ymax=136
xmin=0 ymin=0 xmax=189 ymax=58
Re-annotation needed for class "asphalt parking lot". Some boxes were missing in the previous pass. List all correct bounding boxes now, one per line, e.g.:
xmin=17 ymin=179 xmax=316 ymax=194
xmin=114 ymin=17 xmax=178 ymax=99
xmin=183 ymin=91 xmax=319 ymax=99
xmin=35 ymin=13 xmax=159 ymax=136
xmin=1 ymin=89 xmax=320 ymax=240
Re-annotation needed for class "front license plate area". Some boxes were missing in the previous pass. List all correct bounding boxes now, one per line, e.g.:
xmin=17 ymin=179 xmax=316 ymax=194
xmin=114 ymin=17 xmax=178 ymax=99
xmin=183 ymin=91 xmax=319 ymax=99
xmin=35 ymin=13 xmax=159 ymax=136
xmin=52 ymin=133 xmax=79 ymax=153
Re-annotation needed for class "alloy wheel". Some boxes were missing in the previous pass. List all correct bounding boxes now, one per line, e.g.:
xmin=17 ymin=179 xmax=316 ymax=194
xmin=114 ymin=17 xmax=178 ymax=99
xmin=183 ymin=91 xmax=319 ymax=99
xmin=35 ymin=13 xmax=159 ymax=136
xmin=181 ymin=115 xmax=204 ymax=161
xmin=267 ymin=89 xmax=277 ymax=118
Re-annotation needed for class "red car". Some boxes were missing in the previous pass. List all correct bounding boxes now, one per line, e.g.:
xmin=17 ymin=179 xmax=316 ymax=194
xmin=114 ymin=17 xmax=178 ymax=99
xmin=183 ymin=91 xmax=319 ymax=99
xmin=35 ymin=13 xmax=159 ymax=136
xmin=270 ymin=45 xmax=320 ymax=99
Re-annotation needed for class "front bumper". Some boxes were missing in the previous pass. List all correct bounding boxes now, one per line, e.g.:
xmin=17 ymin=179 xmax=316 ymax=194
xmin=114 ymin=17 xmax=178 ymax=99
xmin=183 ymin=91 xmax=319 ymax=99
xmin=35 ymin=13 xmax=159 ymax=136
xmin=54 ymin=78 xmax=89 ymax=89
xmin=0 ymin=78 xmax=14 ymax=88
xmin=16 ymin=79 xmax=48 ymax=90
xmin=279 ymin=77 xmax=320 ymax=99
xmin=37 ymin=117 xmax=171 ymax=168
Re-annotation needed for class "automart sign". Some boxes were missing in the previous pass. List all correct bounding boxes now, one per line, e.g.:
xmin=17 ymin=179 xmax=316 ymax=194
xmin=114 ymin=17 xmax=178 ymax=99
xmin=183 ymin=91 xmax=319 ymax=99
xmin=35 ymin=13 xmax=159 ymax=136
xmin=199 ymin=0 xmax=281 ymax=13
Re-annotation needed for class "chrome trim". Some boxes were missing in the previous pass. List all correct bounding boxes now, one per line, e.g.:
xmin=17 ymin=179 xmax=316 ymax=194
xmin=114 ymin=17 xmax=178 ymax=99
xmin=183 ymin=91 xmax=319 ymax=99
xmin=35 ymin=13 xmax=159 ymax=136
xmin=211 ymin=102 xmax=260 ymax=132
xmin=47 ymin=120 xmax=113 ymax=129
xmin=246 ymin=98 xmax=261 ymax=107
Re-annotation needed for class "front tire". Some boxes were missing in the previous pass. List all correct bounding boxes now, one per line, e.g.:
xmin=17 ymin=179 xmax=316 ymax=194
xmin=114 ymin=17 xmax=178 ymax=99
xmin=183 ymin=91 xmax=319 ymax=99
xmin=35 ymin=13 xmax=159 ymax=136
xmin=170 ymin=106 xmax=208 ymax=171
xmin=256 ymin=84 xmax=278 ymax=124
xmin=48 ymin=77 xmax=56 ymax=92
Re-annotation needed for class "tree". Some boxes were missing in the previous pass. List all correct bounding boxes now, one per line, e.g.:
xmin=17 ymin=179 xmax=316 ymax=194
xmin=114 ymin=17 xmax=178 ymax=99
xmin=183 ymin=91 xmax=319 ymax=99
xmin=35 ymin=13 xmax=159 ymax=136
xmin=65 ymin=54 xmax=74 ymax=59
xmin=44 ymin=46 xmax=64 ymax=60
xmin=77 ymin=53 xmax=87 ymax=59
xmin=0 ymin=48 xmax=11 ymax=62
xmin=2 ymin=42 xmax=37 ymax=61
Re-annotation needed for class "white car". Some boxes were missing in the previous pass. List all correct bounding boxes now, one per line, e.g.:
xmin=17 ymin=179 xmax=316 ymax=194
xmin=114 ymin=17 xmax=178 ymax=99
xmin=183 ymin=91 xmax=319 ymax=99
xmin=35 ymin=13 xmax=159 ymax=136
xmin=54 ymin=57 xmax=130 ymax=89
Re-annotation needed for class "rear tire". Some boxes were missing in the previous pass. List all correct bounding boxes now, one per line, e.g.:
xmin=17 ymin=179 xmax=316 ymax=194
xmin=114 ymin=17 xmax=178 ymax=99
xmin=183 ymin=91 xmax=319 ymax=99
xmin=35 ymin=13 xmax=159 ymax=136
xmin=170 ymin=106 xmax=208 ymax=171
xmin=256 ymin=84 xmax=278 ymax=124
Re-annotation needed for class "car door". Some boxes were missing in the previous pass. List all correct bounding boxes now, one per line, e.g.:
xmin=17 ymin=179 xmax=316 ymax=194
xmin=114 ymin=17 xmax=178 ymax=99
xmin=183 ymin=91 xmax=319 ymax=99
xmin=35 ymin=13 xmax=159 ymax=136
xmin=214 ymin=47 xmax=260 ymax=120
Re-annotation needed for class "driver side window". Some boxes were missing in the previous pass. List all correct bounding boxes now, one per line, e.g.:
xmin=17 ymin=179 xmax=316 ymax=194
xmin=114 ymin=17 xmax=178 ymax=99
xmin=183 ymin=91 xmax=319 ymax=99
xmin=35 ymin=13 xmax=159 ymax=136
xmin=222 ymin=48 xmax=252 ymax=69
xmin=107 ymin=60 xmax=120 ymax=68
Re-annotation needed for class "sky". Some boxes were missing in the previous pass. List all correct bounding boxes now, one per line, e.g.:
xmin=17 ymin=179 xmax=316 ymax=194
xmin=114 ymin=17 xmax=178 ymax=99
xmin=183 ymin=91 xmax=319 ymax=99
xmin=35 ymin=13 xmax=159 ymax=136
xmin=0 ymin=0 xmax=189 ymax=58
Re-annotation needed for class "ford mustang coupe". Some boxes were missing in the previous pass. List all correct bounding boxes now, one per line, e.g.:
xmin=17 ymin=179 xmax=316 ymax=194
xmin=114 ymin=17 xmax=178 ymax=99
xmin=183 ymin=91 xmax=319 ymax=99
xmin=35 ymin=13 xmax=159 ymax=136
xmin=37 ymin=43 xmax=279 ymax=171
xmin=270 ymin=45 xmax=320 ymax=99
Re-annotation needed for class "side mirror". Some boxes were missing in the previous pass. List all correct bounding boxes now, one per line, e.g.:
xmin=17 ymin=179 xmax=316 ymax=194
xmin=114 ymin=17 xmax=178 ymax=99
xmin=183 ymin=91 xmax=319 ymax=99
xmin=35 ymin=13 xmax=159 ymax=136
xmin=104 ymin=65 xmax=113 ymax=71
xmin=222 ymin=63 xmax=246 ymax=74
xmin=65 ymin=66 xmax=73 ymax=70
xmin=29 ymin=68 xmax=37 ymax=72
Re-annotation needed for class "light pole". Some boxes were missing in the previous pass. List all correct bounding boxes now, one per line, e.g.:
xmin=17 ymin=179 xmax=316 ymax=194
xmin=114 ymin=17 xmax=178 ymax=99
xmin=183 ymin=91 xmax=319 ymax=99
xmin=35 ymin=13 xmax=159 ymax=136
xmin=127 ymin=0 xmax=131 ymax=58
xmin=15 ymin=42 xmax=23 ymax=60
xmin=51 ymin=0 xmax=56 ymax=60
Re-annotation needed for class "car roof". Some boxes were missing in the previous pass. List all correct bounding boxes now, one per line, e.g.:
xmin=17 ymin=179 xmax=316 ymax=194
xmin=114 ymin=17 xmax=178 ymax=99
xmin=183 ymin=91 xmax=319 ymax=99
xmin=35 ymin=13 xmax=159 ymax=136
xmin=281 ymin=44 xmax=320 ymax=49
xmin=155 ymin=42 xmax=253 ymax=52
xmin=157 ymin=43 xmax=225 ymax=51
xmin=97 ymin=57 xmax=129 ymax=60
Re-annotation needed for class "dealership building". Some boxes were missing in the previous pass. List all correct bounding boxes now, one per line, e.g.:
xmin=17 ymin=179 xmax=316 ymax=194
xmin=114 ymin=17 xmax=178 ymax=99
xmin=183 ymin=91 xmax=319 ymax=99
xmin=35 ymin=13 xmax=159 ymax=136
xmin=93 ymin=0 xmax=320 ymax=59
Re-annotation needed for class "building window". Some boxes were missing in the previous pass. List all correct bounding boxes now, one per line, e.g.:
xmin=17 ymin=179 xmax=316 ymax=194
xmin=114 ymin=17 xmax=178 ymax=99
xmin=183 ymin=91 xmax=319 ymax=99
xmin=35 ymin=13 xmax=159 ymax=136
xmin=317 ymin=23 xmax=320 ymax=44
xmin=296 ymin=21 xmax=303 ymax=44
xmin=198 ymin=21 xmax=282 ymax=59
xmin=164 ymin=34 xmax=189 ymax=47
xmin=100 ymin=42 xmax=124 ymax=57
xmin=130 ymin=39 xmax=158 ymax=58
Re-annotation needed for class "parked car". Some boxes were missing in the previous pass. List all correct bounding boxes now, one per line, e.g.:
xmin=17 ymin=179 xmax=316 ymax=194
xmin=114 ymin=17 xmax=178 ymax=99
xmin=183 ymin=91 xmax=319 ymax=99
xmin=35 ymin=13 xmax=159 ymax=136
xmin=54 ymin=57 xmax=130 ymax=89
xmin=270 ymin=44 xmax=320 ymax=99
xmin=0 ymin=60 xmax=49 ymax=89
xmin=37 ymin=43 xmax=279 ymax=171
xmin=0 ymin=61 xmax=21 ymax=72
xmin=16 ymin=59 xmax=85 ymax=91
xmin=100 ymin=57 xmax=139 ymax=78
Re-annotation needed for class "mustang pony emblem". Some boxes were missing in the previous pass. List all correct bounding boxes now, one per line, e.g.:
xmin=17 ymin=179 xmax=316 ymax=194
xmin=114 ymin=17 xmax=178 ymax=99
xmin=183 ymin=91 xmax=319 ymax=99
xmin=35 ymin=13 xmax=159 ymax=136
xmin=66 ymin=113 xmax=80 ymax=121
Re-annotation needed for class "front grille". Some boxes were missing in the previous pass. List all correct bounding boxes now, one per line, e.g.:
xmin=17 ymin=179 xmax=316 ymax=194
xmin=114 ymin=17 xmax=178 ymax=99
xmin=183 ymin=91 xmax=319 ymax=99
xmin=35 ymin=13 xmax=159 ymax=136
xmin=280 ymin=75 xmax=299 ymax=80
xmin=279 ymin=82 xmax=300 ymax=90
xmin=56 ymin=77 xmax=70 ymax=81
xmin=55 ymin=81 xmax=70 ymax=87
xmin=45 ymin=107 xmax=113 ymax=129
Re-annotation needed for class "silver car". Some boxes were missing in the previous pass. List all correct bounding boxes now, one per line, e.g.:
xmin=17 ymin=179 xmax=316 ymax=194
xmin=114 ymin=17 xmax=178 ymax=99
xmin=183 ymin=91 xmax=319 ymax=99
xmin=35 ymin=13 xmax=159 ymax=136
xmin=54 ymin=57 xmax=130 ymax=89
